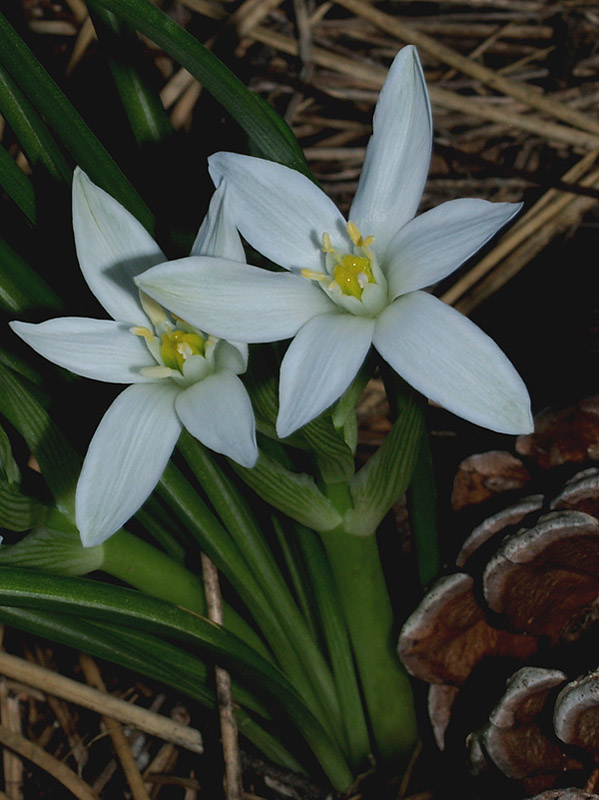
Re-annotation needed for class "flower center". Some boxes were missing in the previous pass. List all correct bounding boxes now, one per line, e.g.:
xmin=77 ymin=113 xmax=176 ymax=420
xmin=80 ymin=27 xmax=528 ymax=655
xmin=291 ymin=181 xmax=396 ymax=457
xmin=300 ymin=221 xmax=388 ymax=317
xmin=333 ymin=254 xmax=375 ymax=299
xmin=160 ymin=330 xmax=205 ymax=372
xmin=130 ymin=291 xmax=216 ymax=385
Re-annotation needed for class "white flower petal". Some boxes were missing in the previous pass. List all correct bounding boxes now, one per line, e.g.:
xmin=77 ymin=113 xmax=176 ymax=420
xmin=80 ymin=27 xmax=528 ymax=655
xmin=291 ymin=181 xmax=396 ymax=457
xmin=76 ymin=383 xmax=181 ymax=546
xmin=386 ymin=198 xmax=522 ymax=298
xmin=277 ymin=313 xmax=375 ymax=438
xmin=10 ymin=318 xmax=156 ymax=383
xmin=136 ymin=257 xmax=332 ymax=342
xmin=208 ymin=152 xmax=347 ymax=272
xmin=214 ymin=340 xmax=248 ymax=374
xmin=72 ymin=169 xmax=165 ymax=324
xmin=190 ymin=180 xmax=246 ymax=262
xmin=176 ymin=370 xmax=257 ymax=467
xmin=373 ymin=292 xmax=533 ymax=434
xmin=349 ymin=46 xmax=432 ymax=255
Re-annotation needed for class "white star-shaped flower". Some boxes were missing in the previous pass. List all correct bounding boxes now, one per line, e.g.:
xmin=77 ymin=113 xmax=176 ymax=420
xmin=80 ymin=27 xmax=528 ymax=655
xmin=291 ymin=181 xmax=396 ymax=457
xmin=136 ymin=46 xmax=533 ymax=439
xmin=10 ymin=170 xmax=257 ymax=546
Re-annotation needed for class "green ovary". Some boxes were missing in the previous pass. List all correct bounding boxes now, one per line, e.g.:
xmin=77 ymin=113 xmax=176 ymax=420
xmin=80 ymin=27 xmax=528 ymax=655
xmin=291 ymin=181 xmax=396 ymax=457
xmin=333 ymin=255 xmax=375 ymax=299
xmin=161 ymin=330 xmax=205 ymax=372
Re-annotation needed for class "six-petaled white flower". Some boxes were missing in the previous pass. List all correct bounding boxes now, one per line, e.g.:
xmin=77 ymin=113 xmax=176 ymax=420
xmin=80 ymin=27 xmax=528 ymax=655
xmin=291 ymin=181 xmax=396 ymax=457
xmin=136 ymin=46 xmax=533 ymax=439
xmin=10 ymin=170 xmax=257 ymax=546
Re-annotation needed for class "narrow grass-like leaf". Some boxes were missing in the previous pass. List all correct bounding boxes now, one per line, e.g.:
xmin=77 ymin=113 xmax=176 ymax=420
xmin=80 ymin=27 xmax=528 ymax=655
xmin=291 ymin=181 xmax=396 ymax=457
xmin=88 ymin=6 xmax=172 ymax=146
xmin=0 ymin=363 xmax=79 ymax=516
xmin=0 ymin=568 xmax=353 ymax=789
xmin=0 ymin=63 xmax=71 ymax=184
xmin=0 ymin=605 xmax=304 ymax=771
xmin=178 ymin=434 xmax=346 ymax=754
xmin=0 ymin=142 xmax=35 ymax=222
xmin=89 ymin=0 xmax=310 ymax=174
xmin=0 ymin=421 xmax=20 ymax=484
xmin=294 ymin=525 xmax=370 ymax=767
xmin=0 ymin=12 xmax=153 ymax=230
xmin=157 ymin=462 xmax=345 ymax=749
xmin=0 ymin=236 xmax=63 ymax=314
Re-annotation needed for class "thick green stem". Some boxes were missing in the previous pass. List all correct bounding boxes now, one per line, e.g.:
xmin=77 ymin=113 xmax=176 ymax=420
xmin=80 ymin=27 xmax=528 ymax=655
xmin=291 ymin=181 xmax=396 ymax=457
xmin=100 ymin=528 xmax=269 ymax=659
xmin=320 ymin=524 xmax=418 ymax=764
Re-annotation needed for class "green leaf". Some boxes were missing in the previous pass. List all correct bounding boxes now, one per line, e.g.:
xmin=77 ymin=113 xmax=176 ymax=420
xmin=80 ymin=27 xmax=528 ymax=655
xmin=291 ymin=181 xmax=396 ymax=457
xmin=0 ymin=568 xmax=353 ymax=790
xmin=0 ymin=483 xmax=46 ymax=532
xmin=344 ymin=387 xmax=425 ymax=536
xmin=0 ymin=522 xmax=103 ymax=571
xmin=299 ymin=416 xmax=355 ymax=483
xmin=0 ymin=421 xmax=20 ymax=484
xmin=232 ymin=451 xmax=343 ymax=532
xmin=88 ymin=6 xmax=173 ymax=146
xmin=89 ymin=0 xmax=310 ymax=175
xmin=0 ymin=235 xmax=63 ymax=314
xmin=0 ymin=605 xmax=304 ymax=772
xmin=0 ymin=11 xmax=154 ymax=231
xmin=0 ymin=63 xmax=71 ymax=184
xmin=177 ymin=434 xmax=346 ymax=756
xmin=157 ymin=462 xmax=345 ymax=751
xmin=0 ymin=141 xmax=36 ymax=223
xmin=0 ymin=363 xmax=79 ymax=516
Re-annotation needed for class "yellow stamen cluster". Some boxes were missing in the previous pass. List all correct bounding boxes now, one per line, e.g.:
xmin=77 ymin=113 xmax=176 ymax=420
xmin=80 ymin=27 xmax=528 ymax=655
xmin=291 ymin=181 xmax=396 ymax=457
xmin=322 ymin=222 xmax=376 ymax=299
xmin=333 ymin=255 xmax=374 ymax=299
xmin=160 ymin=330 xmax=205 ymax=372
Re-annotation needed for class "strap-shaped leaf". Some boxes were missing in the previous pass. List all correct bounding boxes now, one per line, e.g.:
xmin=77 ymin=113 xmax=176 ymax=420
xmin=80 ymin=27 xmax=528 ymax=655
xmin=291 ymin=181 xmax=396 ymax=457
xmin=0 ymin=606 xmax=303 ymax=771
xmin=344 ymin=388 xmax=425 ymax=535
xmin=0 ymin=568 xmax=352 ymax=789
xmin=0 ymin=235 xmax=63 ymax=314
xmin=0 ymin=482 xmax=46 ymax=532
xmin=89 ymin=0 xmax=310 ymax=175
xmin=0 ymin=12 xmax=153 ymax=230
xmin=232 ymin=451 xmax=343 ymax=532
xmin=0 ymin=142 xmax=35 ymax=223
xmin=0 ymin=422 xmax=20 ymax=484
xmin=0 ymin=63 xmax=71 ymax=184
xmin=88 ymin=6 xmax=173 ymax=146
xmin=0 ymin=363 xmax=79 ymax=516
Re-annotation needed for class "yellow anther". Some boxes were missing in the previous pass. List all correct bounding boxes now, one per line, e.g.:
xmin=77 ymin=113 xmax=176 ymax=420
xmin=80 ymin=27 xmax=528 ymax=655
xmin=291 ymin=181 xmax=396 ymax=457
xmin=301 ymin=268 xmax=328 ymax=283
xmin=363 ymin=235 xmax=375 ymax=249
xmin=333 ymin=255 xmax=375 ymax=299
xmin=140 ymin=365 xmax=173 ymax=379
xmin=130 ymin=326 xmax=154 ymax=342
xmin=161 ymin=330 xmax=205 ymax=372
xmin=139 ymin=291 xmax=170 ymax=326
xmin=347 ymin=221 xmax=363 ymax=247
xmin=321 ymin=233 xmax=334 ymax=253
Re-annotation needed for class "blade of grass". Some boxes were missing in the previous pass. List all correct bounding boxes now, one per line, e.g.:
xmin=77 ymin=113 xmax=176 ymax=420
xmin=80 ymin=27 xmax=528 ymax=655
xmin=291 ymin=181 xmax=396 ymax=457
xmin=0 ymin=568 xmax=353 ymax=790
xmin=88 ymin=0 xmax=311 ymax=175
xmin=0 ymin=236 xmax=63 ymax=314
xmin=0 ymin=142 xmax=36 ymax=223
xmin=0 ymin=606 xmax=304 ymax=772
xmin=0 ymin=11 xmax=153 ymax=230
xmin=88 ymin=6 xmax=173 ymax=146
xmin=0 ymin=63 xmax=71 ymax=185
